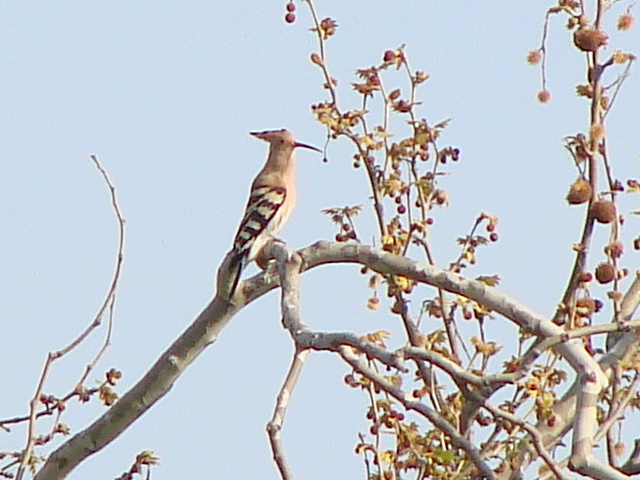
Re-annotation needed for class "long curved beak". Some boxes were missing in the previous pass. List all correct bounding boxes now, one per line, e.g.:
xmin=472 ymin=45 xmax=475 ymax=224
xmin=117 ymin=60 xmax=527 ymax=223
xmin=294 ymin=142 xmax=322 ymax=153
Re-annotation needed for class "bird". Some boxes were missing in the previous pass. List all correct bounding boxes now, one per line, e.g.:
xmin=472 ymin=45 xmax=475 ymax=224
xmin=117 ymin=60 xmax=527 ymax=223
xmin=227 ymin=129 xmax=321 ymax=297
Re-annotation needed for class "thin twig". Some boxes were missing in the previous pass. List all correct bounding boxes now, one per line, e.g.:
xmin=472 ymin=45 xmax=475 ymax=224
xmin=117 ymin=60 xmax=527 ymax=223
xmin=15 ymin=155 xmax=125 ymax=480
xmin=339 ymin=346 xmax=497 ymax=480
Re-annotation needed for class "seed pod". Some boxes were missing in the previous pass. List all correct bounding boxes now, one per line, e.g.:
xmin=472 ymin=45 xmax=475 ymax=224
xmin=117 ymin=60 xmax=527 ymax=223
xmin=566 ymin=178 xmax=592 ymax=205
xmin=574 ymin=27 xmax=608 ymax=52
xmin=590 ymin=200 xmax=616 ymax=223
xmin=575 ymin=297 xmax=596 ymax=317
xmin=595 ymin=263 xmax=615 ymax=284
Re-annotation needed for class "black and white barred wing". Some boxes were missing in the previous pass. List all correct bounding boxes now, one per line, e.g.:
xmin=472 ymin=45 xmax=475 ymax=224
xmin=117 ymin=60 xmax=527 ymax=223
xmin=228 ymin=185 xmax=287 ymax=295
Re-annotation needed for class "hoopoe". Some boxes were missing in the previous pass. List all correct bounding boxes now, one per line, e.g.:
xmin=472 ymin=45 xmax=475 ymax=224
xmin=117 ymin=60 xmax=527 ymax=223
xmin=227 ymin=129 xmax=321 ymax=297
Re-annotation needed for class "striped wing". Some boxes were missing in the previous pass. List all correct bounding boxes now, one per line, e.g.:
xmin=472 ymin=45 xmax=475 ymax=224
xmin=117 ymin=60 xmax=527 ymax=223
xmin=228 ymin=185 xmax=286 ymax=296
xmin=232 ymin=185 xmax=287 ymax=260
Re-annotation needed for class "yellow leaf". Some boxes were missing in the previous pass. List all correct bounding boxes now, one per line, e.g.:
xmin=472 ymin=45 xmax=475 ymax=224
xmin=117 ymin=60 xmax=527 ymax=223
xmin=379 ymin=450 xmax=396 ymax=464
xmin=475 ymin=275 xmax=501 ymax=287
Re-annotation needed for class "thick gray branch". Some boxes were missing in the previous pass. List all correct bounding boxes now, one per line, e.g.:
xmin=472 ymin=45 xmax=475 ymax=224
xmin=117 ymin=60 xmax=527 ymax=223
xmin=35 ymin=241 xmax=625 ymax=479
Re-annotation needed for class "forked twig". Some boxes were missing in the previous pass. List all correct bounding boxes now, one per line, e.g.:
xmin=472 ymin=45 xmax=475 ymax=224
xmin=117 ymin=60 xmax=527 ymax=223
xmin=16 ymin=155 xmax=125 ymax=480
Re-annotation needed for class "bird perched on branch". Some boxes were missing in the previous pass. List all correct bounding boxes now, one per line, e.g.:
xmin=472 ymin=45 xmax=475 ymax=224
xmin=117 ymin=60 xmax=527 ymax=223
xmin=227 ymin=129 xmax=321 ymax=297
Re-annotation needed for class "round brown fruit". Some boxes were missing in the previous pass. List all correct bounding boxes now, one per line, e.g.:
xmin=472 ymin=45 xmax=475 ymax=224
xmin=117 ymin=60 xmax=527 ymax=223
xmin=590 ymin=200 xmax=616 ymax=224
xmin=595 ymin=263 xmax=615 ymax=284
xmin=566 ymin=178 xmax=592 ymax=205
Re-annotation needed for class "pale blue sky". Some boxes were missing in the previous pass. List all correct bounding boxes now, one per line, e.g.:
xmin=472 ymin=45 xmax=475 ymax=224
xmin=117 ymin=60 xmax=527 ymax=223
xmin=1 ymin=2 xmax=638 ymax=479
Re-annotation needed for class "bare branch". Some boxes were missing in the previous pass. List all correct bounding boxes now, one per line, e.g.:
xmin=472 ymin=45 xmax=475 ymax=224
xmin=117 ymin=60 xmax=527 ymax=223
xmin=267 ymin=349 xmax=308 ymax=480
xmin=17 ymin=155 xmax=126 ymax=480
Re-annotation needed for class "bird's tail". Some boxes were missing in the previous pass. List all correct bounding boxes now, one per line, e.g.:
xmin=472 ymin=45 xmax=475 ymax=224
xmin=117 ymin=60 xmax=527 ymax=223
xmin=227 ymin=253 xmax=246 ymax=298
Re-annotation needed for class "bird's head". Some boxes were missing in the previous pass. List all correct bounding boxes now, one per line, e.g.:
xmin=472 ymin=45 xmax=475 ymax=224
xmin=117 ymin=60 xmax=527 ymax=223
xmin=250 ymin=129 xmax=321 ymax=153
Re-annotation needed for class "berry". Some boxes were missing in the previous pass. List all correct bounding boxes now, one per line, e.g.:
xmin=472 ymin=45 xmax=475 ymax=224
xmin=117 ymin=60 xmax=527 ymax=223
xmin=284 ymin=12 xmax=296 ymax=23
xmin=397 ymin=205 xmax=406 ymax=214
xmin=383 ymin=50 xmax=395 ymax=62
xmin=580 ymin=272 xmax=593 ymax=283
xmin=286 ymin=2 xmax=296 ymax=12
xmin=489 ymin=232 xmax=499 ymax=242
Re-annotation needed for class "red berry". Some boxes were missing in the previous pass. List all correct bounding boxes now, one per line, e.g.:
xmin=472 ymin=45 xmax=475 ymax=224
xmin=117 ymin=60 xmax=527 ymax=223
xmin=426 ymin=218 xmax=434 ymax=225
xmin=397 ymin=205 xmax=406 ymax=214
xmin=486 ymin=223 xmax=495 ymax=232
xmin=580 ymin=272 xmax=593 ymax=283
xmin=284 ymin=12 xmax=296 ymax=23
xmin=396 ymin=413 xmax=405 ymax=421
xmin=489 ymin=232 xmax=499 ymax=242
xmin=394 ymin=196 xmax=402 ymax=204
xmin=286 ymin=2 xmax=296 ymax=12
xmin=383 ymin=50 xmax=395 ymax=62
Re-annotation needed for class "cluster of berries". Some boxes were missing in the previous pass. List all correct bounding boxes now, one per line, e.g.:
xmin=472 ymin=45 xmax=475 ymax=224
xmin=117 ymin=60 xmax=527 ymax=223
xmin=284 ymin=2 xmax=296 ymax=23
